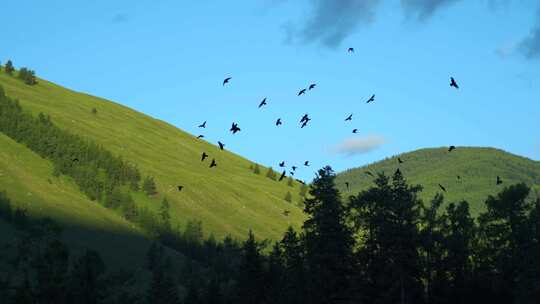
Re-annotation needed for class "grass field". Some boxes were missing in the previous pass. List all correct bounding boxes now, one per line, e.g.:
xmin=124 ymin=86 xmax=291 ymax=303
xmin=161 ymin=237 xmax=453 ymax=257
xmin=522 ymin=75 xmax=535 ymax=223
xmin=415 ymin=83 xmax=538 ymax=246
xmin=0 ymin=72 xmax=305 ymax=245
xmin=335 ymin=147 xmax=540 ymax=215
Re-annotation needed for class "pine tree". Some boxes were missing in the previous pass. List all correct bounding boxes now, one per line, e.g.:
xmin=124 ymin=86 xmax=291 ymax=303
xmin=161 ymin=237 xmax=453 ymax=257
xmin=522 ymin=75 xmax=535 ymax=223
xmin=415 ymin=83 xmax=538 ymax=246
xmin=280 ymin=226 xmax=306 ymax=304
xmin=287 ymin=176 xmax=294 ymax=187
xmin=350 ymin=171 xmax=424 ymax=304
xmin=91 ymin=108 xmax=97 ymax=115
xmin=284 ymin=191 xmax=292 ymax=203
xmin=0 ymin=190 xmax=13 ymax=222
xmin=302 ymin=166 xmax=355 ymax=304
xmin=440 ymin=200 xmax=476 ymax=303
xmin=4 ymin=60 xmax=14 ymax=75
xmin=68 ymin=249 xmax=106 ymax=304
xmin=299 ymin=183 xmax=308 ymax=197
xmin=143 ymin=176 xmax=158 ymax=196
xmin=253 ymin=164 xmax=261 ymax=175
xmin=147 ymin=259 xmax=180 ymax=304
xmin=266 ymin=167 xmax=276 ymax=181
xmin=477 ymin=183 xmax=535 ymax=303
xmin=160 ymin=197 xmax=171 ymax=232
xmin=236 ymin=230 xmax=265 ymax=304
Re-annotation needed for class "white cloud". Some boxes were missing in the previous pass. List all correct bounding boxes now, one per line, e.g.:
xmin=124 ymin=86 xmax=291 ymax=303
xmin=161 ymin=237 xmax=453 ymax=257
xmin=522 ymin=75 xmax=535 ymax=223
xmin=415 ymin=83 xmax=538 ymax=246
xmin=331 ymin=135 xmax=386 ymax=156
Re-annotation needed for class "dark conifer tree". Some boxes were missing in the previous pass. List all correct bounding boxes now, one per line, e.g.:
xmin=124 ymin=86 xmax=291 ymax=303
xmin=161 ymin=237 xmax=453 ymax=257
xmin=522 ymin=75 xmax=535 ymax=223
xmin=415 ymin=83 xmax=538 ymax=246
xmin=235 ymin=230 xmax=265 ymax=304
xmin=4 ymin=60 xmax=14 ymax=75
xmin=143 ymin=176 xmax=158 ymax=196
xmin=350 ymin=171 xmax=424 ymax=304
xmin=302 ymin=166 xmax=355 ymax=304
xmin=68 ymin=249 xmax=106 ymax=304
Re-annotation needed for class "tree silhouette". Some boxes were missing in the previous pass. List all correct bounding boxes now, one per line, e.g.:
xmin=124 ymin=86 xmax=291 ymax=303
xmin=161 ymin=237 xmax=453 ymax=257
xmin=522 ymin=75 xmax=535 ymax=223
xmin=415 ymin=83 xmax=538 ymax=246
xmin=302 ymin=166 xmax=355 ymax=304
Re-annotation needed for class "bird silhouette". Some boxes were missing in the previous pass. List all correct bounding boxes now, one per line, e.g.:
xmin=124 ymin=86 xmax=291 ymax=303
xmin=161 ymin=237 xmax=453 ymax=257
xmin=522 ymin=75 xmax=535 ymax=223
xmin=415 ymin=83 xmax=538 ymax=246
xmin=496 ymin=176 xmax=503 ymax=185
xmin=292 ymin=166 xmax=297 ymax=171
xmin=201 ymin=152 xmax=208 ymax=161
xmin=345 ymin=182 xmax=350 ymax=191
xmin=365 ymin=171 xmax=374 ymax=177
xmin=283 ymin=210 xmax=290 ymax=216
xmin=348 ymin=47 xmax=354 ymax=53
xmin=218 ymin=141 xmax=225 ymax=150
xmin=450 ymin=77 xmax=459 ymax=89
xmin=448 ymin=146 xmax=456 ymax=152
xmin=276 ymin=118 xmax=282 ymax=126
xmin=398 ymin=157 xmax=404 ymax=164
xmin=198 ymin=121 xmax=206 ymax=128
xmin=258 ymin=98 xmax=267 ymax=108
xmin=279 ymin=161 xmax=285 ymax=168
xmin=290 ymin=171 xmax=295 ymax=176
xmin=230 ymin=122 xmax=241 ymax=134
xmin=304 ymin=161 xmax=309 ymax=166
xmin=352 ymin=129 xmax=358 ymax=134
xmin=438 ymin=184 xmax=447 ymax=192
xmin=223 ymin=77 xmax=231 ymax=86
xmin=177 ymin=186 xmax=183 ymax=191
xmin=308 ymin=83 xmax=316 ymax=90
xmin=345 ymin=114 xmax=353 ymax=121
xmin=300 ymin=114 xmax=309 ymax=123
xmin=197 ymin=135 xmax=204 ymax=139
xmin=209 ymin=159 xmax=217 ymax=168
xmin=366 ymin=94 xmax=375 ymax=104
xmin=279 ymin=170 xmax=286 ymax=181
xmin=298 ymin=88 xmax=306 ymax=96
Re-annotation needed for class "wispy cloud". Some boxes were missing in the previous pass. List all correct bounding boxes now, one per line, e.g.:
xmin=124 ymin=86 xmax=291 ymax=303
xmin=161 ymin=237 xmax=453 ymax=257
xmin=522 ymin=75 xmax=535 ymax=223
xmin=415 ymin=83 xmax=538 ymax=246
xmin=331 ymin=135 xmax=386 ymax=156
xmin=286 ymin=0 xmax=382 ymax=48
xmin=518 ymin=8 xmax=540 ymax=60
xmin=401 ymin=0 xmax=462 ymax=21
xmin=111 ymin=13 xmax=130 ymax=24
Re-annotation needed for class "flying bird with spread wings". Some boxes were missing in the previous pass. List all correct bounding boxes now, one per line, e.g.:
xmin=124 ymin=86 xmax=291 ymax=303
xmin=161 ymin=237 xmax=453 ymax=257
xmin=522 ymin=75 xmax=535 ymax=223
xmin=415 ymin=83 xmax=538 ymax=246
xmin=450 ymin=77 xmax=459 ymax=89
xmin=230 ymin=122 xmax=241 ymax=134
xmin=223 ymin=77 xmax=231 ymax=86
xmin=366 ymin=94 xmax=375 ymax=104
xmin=258 ymin=98 xmax=267 ymax=108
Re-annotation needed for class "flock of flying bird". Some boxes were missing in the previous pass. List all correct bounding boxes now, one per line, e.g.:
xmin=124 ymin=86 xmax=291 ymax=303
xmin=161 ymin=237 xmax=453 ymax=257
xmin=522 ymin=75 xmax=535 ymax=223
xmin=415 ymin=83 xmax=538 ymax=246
xmin=176 ymin=48 xmax=503 ymax=214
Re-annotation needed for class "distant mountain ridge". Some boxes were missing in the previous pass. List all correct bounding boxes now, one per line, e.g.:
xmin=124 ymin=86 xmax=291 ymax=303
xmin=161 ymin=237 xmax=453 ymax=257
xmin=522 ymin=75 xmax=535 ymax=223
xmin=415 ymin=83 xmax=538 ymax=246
xmin=335 ymin=147 xmax=540 ymax=214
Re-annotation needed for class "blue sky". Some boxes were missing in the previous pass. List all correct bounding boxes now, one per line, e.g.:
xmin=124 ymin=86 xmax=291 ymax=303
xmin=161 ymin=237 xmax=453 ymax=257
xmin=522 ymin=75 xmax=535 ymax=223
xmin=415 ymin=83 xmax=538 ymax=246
xmin=2 ymin=0 xmax=540 ymax=181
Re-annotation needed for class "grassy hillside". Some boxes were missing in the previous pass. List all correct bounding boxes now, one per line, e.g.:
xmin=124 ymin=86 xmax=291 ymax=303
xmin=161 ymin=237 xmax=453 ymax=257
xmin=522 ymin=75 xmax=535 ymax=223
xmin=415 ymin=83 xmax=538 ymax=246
xmin=0 ymin=72 xmax=305 ymax=243
xmin=335 ymin=147 xmax=540 ymax=214
xmin=0 ymin=132 xmax=175 ymax=269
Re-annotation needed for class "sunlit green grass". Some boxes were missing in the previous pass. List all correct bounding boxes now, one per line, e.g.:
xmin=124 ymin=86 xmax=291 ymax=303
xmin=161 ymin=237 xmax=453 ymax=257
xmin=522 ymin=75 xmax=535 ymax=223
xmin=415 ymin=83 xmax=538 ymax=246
xmin=0 ymin=73 xmax=305 ymax=244
xmin=335 ymin=147 xmax=540 ymax=215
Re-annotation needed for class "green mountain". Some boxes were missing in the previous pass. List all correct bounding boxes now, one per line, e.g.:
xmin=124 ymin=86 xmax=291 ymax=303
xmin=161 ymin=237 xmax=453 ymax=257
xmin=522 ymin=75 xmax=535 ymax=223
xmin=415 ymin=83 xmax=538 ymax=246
xmin=335 ymin=147 xmax=540 ymax=214
xmin=0 ymin=71 xmax=305 ymax=268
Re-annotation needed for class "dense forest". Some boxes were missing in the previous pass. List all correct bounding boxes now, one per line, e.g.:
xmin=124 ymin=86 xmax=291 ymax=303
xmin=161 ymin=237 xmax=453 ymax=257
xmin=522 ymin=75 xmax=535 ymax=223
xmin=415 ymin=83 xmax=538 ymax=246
xmin=1 ymin=166 xmax=539 ymax=304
